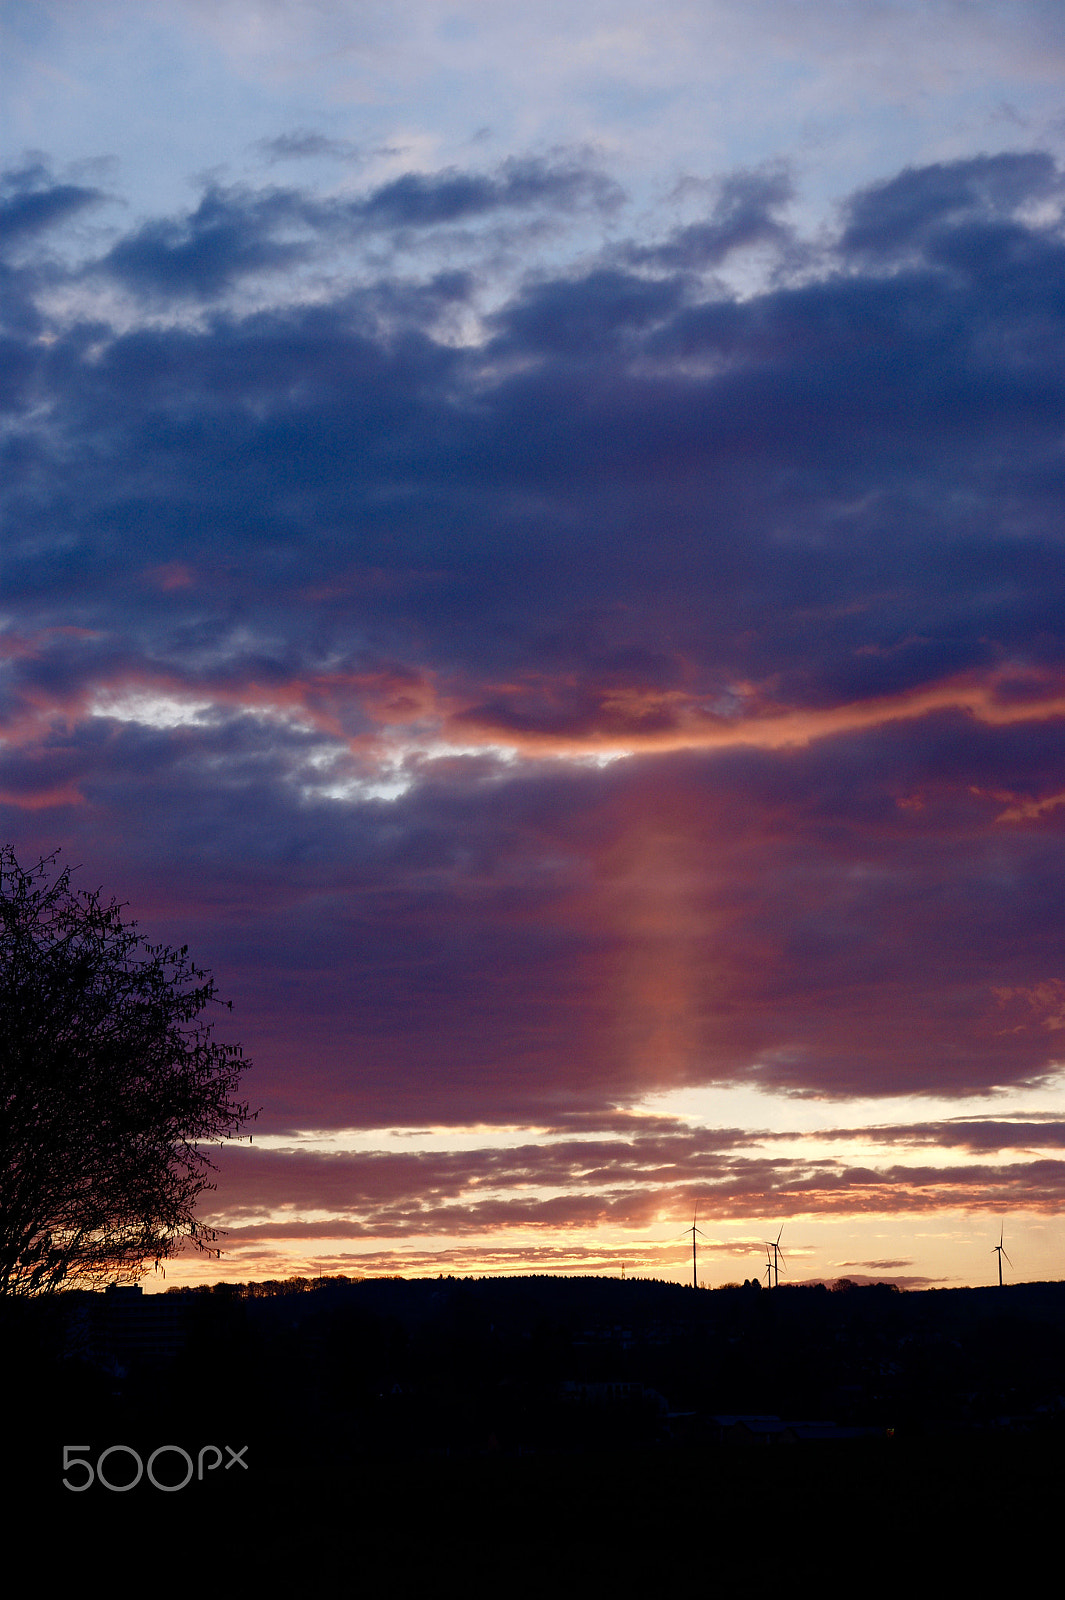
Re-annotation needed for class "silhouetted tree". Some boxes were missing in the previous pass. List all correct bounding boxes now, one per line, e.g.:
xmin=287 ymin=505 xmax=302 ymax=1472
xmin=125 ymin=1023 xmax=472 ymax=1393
xmin=0 ymin=847 xmax=253 ymax=1293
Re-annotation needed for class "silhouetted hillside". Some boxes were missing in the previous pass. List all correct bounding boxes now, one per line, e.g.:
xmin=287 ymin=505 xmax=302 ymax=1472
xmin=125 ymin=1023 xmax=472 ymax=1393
xmin=7 ymin=1274 xmax=1065 ymax=1457
xmin=5 ymin=1275 xmax=1062 ymax=1585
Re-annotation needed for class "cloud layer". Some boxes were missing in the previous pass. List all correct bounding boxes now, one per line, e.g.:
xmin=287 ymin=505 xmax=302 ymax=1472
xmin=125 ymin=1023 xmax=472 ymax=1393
xmin=4 ymin=136 xmax=1065 ymax=1278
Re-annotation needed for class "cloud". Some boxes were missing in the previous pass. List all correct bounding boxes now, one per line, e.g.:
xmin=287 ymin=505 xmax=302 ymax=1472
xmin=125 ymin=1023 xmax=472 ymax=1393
xmin=99 ymin=184 xmax=315 ymax=297
xmin=487 ymin=268 xmax=684 ymax=358
xmin=838 ymin=151 xmax=1061 ymax=260
xmin=0 ymin=162 xmax=104 ymax=249
xmin=801 ymin=1119 xmax=1065 ymax=1152
xmin=90 ymin=154 xmax=622 ymax=298
xmin=6 ymin=149 xmax=1065 ymax=1125
xmin=199 ymin=1133 xmax=1065 ymax=1249
xmin=837 ymin=1259 xmax=913 ymax=1270
xmin=255 ymin=130 xmax=361 ymax=164
xmin=349 ymin=155 xmax=623 ymax=232
xmin=627 ymin=166 xmax=794 ymax=271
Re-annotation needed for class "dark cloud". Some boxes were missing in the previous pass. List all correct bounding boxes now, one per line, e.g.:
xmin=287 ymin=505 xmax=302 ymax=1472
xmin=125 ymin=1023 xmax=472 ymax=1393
xmin=839 ymin=151 xmax=1060 ymax=260
xmin=8 ymin=708 xmax=1065 ymax=1118
xmin=198 ymin=1136 xmax=1065 ymax=1244
xmin=487 ymin=268 xmax=683 ymax=358
xmin=5 ymin=149 xmax=1065 ymax=1128
xmin=837 ymin=1259 xmax=913 ymax=1269
xmin=0 ymin=162 xmax=103 ymax=249
xmin=804 ymin=1120 xmax=1065 ymax=1152
xmin=99 ymin=184 xmax=315 ymax=296
xmin=255 ymin=130 xmax=361 ymax=163
xmin=628 ymin=166 xmax=794 ymax=271
xmin=349 ymin=155 xmax=622 ymax=231
xmin=94 ymin=155 xmax=621 ymax=297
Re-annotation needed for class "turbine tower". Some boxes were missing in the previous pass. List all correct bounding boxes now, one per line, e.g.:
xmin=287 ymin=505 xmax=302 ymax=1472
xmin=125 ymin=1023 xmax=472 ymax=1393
xmin=688 ymin=1200 xmax=708 ymax=1289
xmin=992 ymin=1225 xmax=1013 ymax=1288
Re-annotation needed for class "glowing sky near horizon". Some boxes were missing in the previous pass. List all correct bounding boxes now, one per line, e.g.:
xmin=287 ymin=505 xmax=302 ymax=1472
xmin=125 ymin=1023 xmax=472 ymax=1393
xmin=5 ymin=0 xmax=1065 ymax=1291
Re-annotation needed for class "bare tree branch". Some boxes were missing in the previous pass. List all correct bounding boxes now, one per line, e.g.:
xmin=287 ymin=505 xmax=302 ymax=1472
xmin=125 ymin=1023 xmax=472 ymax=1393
xmin=0 ymin=847 xmax=255 ymax=1293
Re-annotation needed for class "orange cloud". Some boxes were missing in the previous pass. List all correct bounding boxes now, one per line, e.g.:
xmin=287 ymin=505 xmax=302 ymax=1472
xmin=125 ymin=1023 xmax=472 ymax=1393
xmin=0 ymin=783 xmax=84 ymax=811
xmin=7 ymin=658 xmax=1065 ymax=801
xmin=448 ymin=669 xmax=1065 ymax=759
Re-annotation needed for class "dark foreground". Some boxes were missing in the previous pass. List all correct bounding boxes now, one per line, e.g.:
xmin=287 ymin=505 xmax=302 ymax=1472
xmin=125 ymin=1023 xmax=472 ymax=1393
xmin=7 ymin=1429 xmax=1056 ymax=1585
xmin=4 ymin=1274 xmax=1062 ymax=1581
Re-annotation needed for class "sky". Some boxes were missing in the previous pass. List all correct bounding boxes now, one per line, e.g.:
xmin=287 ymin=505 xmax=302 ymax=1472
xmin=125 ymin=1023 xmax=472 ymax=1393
xmin=5 ymin=0 xmax=1065 ymax=1291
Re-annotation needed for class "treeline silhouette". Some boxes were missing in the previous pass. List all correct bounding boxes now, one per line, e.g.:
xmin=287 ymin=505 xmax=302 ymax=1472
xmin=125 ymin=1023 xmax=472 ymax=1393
xmin=8 ymin=1272 xmax=1065 ymax=1455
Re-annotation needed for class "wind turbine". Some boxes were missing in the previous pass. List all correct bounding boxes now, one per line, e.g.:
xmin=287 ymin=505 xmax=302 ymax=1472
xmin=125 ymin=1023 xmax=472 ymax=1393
xmin=762 ymin=1247 xmax=773 ymax=1289
xmin=763 ymin=1225 xmax=786 ymax=1288
xmin=992 ymin=1225 xmax=1013 ymax=1288
xmin=647 ymin=1208 xmax=709 ymax=1286
xmin=687 ymin=1200 xmax=709 ymax=1289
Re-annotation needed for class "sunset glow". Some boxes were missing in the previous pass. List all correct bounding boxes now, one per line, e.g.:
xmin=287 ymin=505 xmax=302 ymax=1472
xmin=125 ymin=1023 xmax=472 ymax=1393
xmin=5 ymin=1 xmax=1065 ymax=1293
